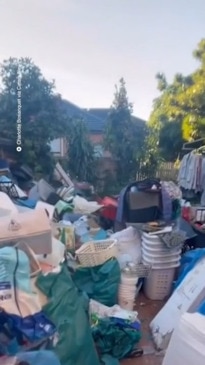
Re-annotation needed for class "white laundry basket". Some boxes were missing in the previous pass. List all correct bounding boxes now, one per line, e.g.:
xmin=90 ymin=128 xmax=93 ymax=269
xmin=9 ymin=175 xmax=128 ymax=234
xmin=143 ymin=264 xmax=178 ymax=300
xmin=142 ymin=232 xmax=181 ymax=300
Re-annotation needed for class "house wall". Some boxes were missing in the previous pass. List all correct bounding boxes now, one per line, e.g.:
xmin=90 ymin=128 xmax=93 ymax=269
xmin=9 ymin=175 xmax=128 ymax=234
xmin=50 ymin=134 xmax=103 ymax=156
xmin=89 ymin=133 xmax=103 ymax=144
xmin=50 ymin=133 xmax=116 ymax=180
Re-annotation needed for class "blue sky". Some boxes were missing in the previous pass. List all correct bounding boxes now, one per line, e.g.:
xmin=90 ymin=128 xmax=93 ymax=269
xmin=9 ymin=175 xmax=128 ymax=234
xmin=0 ymin=0 xmax=204 ymax=119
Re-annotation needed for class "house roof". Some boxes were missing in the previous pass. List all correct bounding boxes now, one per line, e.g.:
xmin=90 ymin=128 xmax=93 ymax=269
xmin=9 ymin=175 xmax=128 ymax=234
xmin=59 ymin=100 xmax=146 ymax=133
xmin=59 ymin=100 xmax=105 ymax=132
xmin=86 ymin=108 xmax=110 ymax=121
xmin=87 ymin=108 xmax=146 ymax=127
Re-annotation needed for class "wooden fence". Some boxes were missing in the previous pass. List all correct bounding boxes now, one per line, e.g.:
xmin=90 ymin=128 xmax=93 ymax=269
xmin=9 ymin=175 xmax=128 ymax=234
xmin=136 ymin=162 xmax=179 ymax=182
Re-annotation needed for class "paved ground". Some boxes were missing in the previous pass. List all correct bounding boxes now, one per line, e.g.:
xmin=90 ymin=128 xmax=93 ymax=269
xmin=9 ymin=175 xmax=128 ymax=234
xmin=121 ymin=293 xmax=165 ymax=365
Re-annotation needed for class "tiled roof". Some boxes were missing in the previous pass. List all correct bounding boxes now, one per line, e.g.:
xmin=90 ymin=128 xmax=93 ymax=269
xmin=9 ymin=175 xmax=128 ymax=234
xmin=59 ymin=100 xmax=146 ymax=133
xmin=87 ymin=108 xmax=146 ymax=127
xmin=59 ymin=100 xmax=105 ymax=132
xmin=86 ymin=108 xmax=110 ymax=122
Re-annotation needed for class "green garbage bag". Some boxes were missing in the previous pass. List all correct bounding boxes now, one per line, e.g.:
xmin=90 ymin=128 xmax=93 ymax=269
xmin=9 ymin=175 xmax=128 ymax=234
xmin=101 ymin=354 xmax=119 ymax=365
xmin=72 ymin=259 xmax=121 ymax=307
xmin=36 ymin=264 xmax=100 ymax=365
xmin=92 ymin=317 xmax=141 ymax=360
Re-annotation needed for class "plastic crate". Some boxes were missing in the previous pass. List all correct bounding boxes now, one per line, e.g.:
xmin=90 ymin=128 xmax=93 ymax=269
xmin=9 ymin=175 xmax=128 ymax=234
xmin=144 ymin=267 xmax=176 ymax=300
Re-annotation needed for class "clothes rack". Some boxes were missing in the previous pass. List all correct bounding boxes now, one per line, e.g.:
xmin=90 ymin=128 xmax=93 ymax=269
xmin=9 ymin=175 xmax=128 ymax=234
xmin=182 ymin=138 xmax=205 ymax=151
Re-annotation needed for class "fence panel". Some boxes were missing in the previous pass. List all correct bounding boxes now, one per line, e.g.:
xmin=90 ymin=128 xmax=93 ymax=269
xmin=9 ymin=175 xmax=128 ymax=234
xmin=136 ymin=162 xmax=179 ymax=182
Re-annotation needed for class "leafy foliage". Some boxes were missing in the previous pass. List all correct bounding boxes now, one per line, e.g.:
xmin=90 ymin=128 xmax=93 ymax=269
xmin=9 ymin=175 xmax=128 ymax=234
xmin=149 ymin=39 xmax=205 ymax=161
xmin=159 ymin=119 xmax=184 ymax=161
xmin=66 ymin=119 xmax=96 ymax=183
xmin=0 ymin=57 xmax=67 ymax=174
xmin=104 ymin=78 xmax=148 ymax=186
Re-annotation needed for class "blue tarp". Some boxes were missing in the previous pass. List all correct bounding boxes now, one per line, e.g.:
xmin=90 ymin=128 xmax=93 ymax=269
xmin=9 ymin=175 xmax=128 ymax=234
xmin=197 ymin=301 xmax=205 ymax=315
xmin=175 ymin=249 xmax=205 ymax=288
xmin=15 ymin=198 xmax=36 ymax=208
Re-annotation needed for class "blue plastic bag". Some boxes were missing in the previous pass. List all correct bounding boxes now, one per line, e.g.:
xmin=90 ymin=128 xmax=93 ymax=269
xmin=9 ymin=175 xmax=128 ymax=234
xmin=175 ymin=249 xmax=205 ymax=288
xmin=0 ymin=311 xmax=56 ymax=342
xmin=197 ymin=301 xmax=205 ymax=315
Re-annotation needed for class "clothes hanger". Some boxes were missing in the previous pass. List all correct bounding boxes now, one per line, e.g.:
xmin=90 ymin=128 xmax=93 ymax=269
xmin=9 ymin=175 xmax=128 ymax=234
xmin=193 ymin=145 xmax=205 ymax=155
xmin=182 ymin=138 xmax=205 ymax=151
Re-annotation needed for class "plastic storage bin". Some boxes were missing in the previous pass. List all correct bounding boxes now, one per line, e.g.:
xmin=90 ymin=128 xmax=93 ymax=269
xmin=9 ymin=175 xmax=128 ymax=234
xmin=144 ymin=267 xmax=176 ymax=300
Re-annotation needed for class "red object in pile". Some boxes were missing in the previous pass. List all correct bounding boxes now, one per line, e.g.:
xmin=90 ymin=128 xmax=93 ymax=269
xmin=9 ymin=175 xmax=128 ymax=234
xmin=182 ymin=206 xmax=191 ymax=222
xmin=98 ymin=196 xmax=118 ymax=221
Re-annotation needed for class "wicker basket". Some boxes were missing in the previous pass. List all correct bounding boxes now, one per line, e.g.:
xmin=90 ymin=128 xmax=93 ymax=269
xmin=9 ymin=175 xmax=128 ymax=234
xmin=76 ymin=239 xmax=117 ymax=267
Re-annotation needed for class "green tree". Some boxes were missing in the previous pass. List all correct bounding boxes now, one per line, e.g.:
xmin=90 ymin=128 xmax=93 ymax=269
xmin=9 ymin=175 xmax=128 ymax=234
xmin=159 ymin=119 xmax=184 ymax=161
xmin=66 ymin=119 xmax=96 ymax=183
xmin=148 ymin=73 xmax=186 ymax=161
xmin=149 ymin=39 xmax=205 ymax=159
xmin=0 ymin=57 xmax=67 ymax=174
xmin=104 ymin=78 xmax=147 ymax=186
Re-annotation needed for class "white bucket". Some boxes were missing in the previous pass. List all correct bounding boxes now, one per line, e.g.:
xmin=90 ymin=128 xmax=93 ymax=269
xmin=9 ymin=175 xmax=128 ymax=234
xmin=118 ymin=296 xmax=135 ymax=311
xmin=141 ymin=244 xmax=181 ymax=255
xmin=121 ymin=275 xmax=138 ymax=286
xmin=142 ymin=238 xmax=165 ymax=250
xmin=142 ymin=248 xmax=181 ymax=263
xmin=142 ymin=249 xmax=180 ymax=265
xmin=118 ymin=278 xmax=137 ymax=310
xmin=119 ymin=286 xmax=136 ymax=295
xmin=142 ymin=257 xmax=180 ymax=269
xmin=142 ymin=246 xmax=181 ymax=259
xmin=142 ymin=232 xmax=162 ymax=242
xmin=118 ymin=290 xmax=136 ymax=299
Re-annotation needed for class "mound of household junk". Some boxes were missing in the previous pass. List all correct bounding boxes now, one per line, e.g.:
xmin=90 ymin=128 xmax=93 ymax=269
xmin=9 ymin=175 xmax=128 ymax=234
xmin=0 ymin=166 xmax=205 ymax=364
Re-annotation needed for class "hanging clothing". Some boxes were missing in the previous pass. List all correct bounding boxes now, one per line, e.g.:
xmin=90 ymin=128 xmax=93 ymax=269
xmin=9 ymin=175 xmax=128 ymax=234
xmin=200 ymin=158 xmax=205 ymax=205
xmin=178 ymin=152 xmax=205 ymax=193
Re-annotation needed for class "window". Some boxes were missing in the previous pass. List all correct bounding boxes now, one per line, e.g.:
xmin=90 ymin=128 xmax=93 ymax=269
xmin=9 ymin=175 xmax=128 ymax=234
xmin=94 ymin=144 xmax=104 ymax=157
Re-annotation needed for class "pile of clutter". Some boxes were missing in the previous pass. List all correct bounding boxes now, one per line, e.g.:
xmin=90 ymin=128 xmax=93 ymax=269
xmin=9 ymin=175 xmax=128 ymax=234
xmin=0 ymin=161 xmax=205 ymax=365
xmin=0 ymin=162 xmax=144 ymax=365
